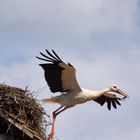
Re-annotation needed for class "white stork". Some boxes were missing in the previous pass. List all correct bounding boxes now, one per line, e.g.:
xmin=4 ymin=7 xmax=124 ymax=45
xmin=36 ymin=49 xmax=129 ymax=140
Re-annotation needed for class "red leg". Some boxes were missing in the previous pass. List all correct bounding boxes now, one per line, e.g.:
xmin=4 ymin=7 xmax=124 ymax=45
xmin=47 ymin=106 xmax=68 ymax=140
xmin=48 ymin=106 xmax=64 ymax=140
xmin=47 ymin=114 xmax=55 ymax=140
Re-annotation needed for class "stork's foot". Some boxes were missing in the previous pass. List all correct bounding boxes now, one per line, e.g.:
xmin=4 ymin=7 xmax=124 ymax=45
xmin=48 ymin=114 xmax=56 ymax=140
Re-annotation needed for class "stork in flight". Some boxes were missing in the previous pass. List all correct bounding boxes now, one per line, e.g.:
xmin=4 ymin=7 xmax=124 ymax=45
xmin=36 ymin=49 xmax=129 ymax=140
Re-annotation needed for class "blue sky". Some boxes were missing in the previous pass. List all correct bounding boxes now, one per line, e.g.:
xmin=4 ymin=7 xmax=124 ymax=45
xmin=0 ymin=0 xmax=140 ymax=140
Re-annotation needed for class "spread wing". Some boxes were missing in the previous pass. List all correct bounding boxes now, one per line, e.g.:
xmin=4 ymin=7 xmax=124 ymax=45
xmin=93 ymin=92 xmax=121 ymax=110
xmin=36 ymin=49 xmax=81 ymax=93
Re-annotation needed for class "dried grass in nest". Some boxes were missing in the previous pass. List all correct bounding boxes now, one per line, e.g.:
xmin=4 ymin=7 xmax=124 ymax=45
xmin=0 ymin=83 xmax=50 ymax=140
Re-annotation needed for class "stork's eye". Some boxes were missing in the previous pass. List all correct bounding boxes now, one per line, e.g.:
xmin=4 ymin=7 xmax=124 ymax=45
xmin=113 ymin=85 xmax=117 ymax=89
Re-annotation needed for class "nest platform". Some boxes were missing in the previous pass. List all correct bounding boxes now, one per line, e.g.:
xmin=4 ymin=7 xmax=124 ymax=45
xmin=0 ymin=84 xmax=49 ymax=140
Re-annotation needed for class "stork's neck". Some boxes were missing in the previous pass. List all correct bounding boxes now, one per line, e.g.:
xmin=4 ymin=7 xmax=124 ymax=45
xmin=82 ymin=88 xmax=111 ymax=99
xmin=82 ymin=88 xmax=110 ymax=94
xmin=92 ymin=88 xmax=111 ymax=97
xmin=98 ymin=88 xmax=111 ymax=94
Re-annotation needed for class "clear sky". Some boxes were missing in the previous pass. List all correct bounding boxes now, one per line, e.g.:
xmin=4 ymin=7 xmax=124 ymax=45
xmin=0 ymin=0 xmax=140 ymax=140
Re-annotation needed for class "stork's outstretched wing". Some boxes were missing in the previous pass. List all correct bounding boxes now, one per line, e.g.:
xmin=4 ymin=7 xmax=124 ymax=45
xmin=93 ymin=93 xmax=121 ymax=110
xmin=36 ymin=49 xmax=81 ymax=93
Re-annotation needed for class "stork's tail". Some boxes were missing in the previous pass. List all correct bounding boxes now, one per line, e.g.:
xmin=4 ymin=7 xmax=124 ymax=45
xmin=41 ymin=97 xmax=60 ymax=104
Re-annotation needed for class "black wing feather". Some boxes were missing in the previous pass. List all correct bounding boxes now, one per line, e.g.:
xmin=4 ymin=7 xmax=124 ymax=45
xmin=94 ymin=95 xmax=121 ymax=110
xmin=46 ymin=49 xmax=60 ymax=61
xmin=36 ymin=50 xmax=69 ymax=93
xmin=95 ymin=96 xmax=106 ymax=106
xmin=52 ymin=49 xmax=63 ymax=61
xmin=107 ymin=99 xmax=111 ymax=110
xmin=40 ymin=63 xmax=66 ymax=93
xmin=40 ymin=52 xmax=56 ymax=62
xmin=115 ymin=99 xmax=121 ymax=106
xmin=36 ymin=56 xmax=54 ymax=62
xmin=111 ymin=100 xmax=117 ymax=109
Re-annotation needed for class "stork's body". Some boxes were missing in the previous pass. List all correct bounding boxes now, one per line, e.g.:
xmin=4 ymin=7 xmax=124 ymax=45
xmin=36 ymin=49 xmax=129 ymax=140
xmin=44 ymin=88 xmax=107 ymax=107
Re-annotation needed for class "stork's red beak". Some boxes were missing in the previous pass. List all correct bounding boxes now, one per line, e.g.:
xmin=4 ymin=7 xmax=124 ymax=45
xmin=117 ymin=88 xmax=129 ymax=99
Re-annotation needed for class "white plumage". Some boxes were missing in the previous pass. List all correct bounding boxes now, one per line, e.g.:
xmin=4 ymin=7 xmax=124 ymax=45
xmin=42 ymin=88 xmax=115 ymax=107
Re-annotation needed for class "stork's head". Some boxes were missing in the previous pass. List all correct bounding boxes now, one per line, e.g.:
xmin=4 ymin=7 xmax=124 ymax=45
xmin=109 ymin=85 xmax=129 ymax=99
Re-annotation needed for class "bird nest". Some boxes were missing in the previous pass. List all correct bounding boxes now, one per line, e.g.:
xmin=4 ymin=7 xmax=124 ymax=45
xmin=0 ymin=84 xmax=49 ymax=140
